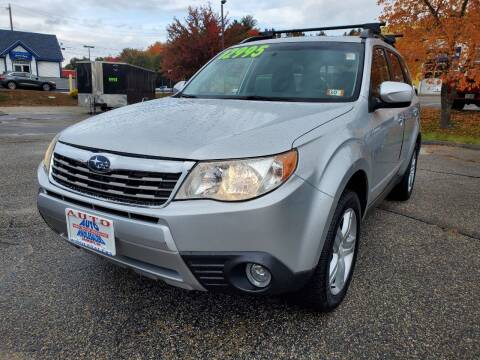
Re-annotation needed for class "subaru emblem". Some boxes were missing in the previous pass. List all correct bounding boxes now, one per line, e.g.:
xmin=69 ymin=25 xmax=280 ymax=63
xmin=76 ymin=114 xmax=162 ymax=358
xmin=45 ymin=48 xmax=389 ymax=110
xmin=87 ymin=155 xmax=111 ymax=173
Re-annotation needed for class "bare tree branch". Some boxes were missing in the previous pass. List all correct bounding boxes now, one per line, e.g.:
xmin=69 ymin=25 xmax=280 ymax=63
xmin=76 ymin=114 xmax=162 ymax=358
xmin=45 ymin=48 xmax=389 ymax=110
xmin=422 ymin=0 xmax=440 ymax=21
xmin=460 ymin=0 xmax=469 ymax=17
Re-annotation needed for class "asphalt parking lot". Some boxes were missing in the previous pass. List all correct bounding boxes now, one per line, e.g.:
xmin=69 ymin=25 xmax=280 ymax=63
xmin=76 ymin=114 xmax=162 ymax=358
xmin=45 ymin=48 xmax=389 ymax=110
xmin=1 ymin=107 xmax=479 ymax=359
xmin=418 ymin=95 xmax=479 ymax=110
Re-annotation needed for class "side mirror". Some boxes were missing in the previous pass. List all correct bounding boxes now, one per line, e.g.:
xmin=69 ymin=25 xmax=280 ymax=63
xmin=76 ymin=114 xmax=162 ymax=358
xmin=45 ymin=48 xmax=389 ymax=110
xmin=371 ymin=81 xmax=413 ymax=111
xmin=173 ymin=81 xmax=187 ymax=94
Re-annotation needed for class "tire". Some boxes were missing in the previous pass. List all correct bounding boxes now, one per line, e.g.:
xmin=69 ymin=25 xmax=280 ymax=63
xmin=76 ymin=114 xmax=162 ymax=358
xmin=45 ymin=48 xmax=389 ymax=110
xmin=7 ymin=81 xmax=16 ymax=90
xmin=42 ymin=83 xmax=51 ymax=91
xmin=452 ymin=100 xmax=465 ymax=110
xmin=388 ymin=147 xmax=418 ymax=201
xmin=296 ymin=190 xmax=361 ymax=312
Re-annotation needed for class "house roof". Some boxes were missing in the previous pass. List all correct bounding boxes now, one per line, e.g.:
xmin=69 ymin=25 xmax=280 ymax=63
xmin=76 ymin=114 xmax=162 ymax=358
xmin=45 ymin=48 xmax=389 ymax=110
xmin=0 ymin=29 xmax=63 ymax=62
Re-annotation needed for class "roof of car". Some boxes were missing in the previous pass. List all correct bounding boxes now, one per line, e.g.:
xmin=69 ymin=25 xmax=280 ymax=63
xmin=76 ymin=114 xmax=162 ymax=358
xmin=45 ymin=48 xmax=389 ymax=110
xmin=234 ymin=35 xmax=363 ymax=47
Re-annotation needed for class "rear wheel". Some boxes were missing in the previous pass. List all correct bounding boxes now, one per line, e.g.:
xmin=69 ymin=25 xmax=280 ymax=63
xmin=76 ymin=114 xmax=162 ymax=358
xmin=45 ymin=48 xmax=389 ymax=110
xmin=452 ymin=100 xmax=465 ymax=110
xmin=296 ymin=190 xmax=361 ymax=312
xmin=388 ymin=147 xmax=418 ymax=201
xmin=42 ymin=83 xmax=51 ymax=91
xmin=7 ymin=81 xmax=16 ymax=90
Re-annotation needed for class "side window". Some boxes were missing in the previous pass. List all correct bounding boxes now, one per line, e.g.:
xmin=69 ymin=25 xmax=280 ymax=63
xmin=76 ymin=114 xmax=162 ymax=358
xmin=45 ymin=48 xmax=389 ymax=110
xmin=387 ymin=51 xmax=406 ymax=83
xmin=370 ymin=48 xmax=390 ymax=98
xmin=398 ymin=56 xmax=412 ymax=85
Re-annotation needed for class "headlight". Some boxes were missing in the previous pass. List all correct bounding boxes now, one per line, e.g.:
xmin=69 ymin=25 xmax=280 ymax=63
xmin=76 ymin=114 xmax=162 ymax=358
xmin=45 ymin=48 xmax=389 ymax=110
xmin=176 ymin=150 xmax=298 ymax=201
xmin=43 ymin=134 xmax=60 ymax=172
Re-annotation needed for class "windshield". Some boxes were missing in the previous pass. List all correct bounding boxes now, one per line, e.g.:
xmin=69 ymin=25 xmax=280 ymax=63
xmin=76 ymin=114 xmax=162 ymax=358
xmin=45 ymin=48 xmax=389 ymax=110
xmin=181 ymin=41 xmax=364 ymax=102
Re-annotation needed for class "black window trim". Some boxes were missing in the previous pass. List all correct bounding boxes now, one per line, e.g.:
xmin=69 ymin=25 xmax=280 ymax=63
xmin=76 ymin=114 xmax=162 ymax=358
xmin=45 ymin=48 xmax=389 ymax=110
xmin=397 ymin=55 xmax=412 ymax=85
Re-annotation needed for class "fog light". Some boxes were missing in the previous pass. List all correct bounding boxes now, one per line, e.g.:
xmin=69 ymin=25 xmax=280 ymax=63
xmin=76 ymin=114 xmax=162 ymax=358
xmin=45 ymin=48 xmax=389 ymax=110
xmin=246 ymin=263 xmax=271 ymax=288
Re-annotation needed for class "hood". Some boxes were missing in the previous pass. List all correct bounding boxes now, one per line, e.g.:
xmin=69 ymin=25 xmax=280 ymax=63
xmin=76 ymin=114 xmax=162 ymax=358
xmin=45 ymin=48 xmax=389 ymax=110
xmin=60 ymin=97 xmax=353 ymax=160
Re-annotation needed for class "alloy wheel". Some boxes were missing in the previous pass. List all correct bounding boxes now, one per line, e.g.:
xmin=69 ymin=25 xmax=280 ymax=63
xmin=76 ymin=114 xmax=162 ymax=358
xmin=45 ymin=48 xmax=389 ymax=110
xmin=408 ymin=151 xmax=417 ymax=193
xmin=329 ymin=208 xmax=357 ymax=295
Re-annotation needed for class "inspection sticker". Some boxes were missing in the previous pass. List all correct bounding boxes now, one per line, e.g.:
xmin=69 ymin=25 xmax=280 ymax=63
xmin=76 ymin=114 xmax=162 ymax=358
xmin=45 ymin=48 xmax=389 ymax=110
xmin=65 ymin=208 xmax=116 ymax=256
xmin=326 ymin=89 xmax=345 ymax=97
xmin=345 ymin=52 xmax=356 ymax=61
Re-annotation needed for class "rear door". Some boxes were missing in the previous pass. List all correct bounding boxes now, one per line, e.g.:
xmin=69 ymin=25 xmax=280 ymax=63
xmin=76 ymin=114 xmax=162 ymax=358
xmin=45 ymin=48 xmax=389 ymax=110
xmin=386 ymin=50 xmax=419 ymax=160
xmin=14 ymin=73 xmax=32 ymax=87
xmin=368 ymin=47 xmax=404 ymax=197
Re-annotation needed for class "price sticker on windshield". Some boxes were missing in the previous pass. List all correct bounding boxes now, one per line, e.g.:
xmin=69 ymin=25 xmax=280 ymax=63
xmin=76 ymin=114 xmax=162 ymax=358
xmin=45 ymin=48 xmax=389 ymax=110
xmin=220 ymin=45 xmax=270 ymax=60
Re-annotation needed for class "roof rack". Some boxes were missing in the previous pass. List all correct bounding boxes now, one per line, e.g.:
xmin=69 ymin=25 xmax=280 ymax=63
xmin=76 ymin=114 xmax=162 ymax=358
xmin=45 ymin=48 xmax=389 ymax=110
xmin=240 ymin=22 xmax=401 ymax=46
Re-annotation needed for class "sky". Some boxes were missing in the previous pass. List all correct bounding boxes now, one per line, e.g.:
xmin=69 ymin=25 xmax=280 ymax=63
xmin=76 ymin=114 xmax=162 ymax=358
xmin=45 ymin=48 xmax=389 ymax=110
xmin=0 ymin=0 xmax=382 ymax=64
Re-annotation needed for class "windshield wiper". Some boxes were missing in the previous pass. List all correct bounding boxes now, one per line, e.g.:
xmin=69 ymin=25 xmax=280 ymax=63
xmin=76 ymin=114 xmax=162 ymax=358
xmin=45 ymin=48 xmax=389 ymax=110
xmin=239 ymin=95 xmax=276 ymax=101
xmin=236 ymin=95 xmax=300 ymax=102
xmin=178 ymin=93 xmax=198 ymax=98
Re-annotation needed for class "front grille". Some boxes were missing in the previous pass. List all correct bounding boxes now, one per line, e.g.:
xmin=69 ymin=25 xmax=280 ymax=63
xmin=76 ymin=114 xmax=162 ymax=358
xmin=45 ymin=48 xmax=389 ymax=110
xmin=183 ymin=256 xmax=229 ymax=289
xmin=51 ymin=153 xmax=181 ymax=206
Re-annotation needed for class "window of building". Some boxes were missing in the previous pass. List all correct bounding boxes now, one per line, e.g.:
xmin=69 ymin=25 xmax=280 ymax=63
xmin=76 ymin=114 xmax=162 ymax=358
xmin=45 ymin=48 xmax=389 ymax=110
xmin=13 ymin=61 xmax=31 ymax=73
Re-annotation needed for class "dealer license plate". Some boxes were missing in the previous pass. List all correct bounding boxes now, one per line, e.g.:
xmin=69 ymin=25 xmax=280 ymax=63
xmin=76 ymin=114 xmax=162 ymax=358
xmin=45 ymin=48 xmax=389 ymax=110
xmin=65 ymin=208 xmax=116 ymax=256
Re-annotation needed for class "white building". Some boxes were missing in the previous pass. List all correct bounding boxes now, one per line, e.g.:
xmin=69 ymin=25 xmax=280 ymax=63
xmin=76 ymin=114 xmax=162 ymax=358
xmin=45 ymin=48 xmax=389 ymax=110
xmin=0 ymin=29 xmax=63 ymax=79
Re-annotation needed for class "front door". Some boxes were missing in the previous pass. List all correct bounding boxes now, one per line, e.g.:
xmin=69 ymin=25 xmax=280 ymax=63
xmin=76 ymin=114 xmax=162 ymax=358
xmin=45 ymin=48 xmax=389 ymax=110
xmin=368 ymin=47 xmax=404 ymax=197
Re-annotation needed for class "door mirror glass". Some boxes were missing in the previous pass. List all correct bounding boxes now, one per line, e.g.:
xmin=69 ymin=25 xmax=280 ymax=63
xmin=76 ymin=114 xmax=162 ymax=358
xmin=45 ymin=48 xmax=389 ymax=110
xmin=379 ymin=81 xmax=413 ymax=106
xmin=173 ymin=81 xmax=187 ymax=94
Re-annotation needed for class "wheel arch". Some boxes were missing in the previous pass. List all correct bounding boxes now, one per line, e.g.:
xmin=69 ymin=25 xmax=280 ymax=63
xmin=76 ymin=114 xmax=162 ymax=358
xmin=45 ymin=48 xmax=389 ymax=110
xmin=416 ymin=132 xmax=422 ymax=148
xmin=343 ymin=170 xmax=368 ymax=217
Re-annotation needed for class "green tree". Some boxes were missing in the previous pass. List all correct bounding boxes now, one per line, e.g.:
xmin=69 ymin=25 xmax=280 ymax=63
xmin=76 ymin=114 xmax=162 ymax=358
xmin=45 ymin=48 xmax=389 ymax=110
xmin=64 ymin=56 xmax=89 ymax=70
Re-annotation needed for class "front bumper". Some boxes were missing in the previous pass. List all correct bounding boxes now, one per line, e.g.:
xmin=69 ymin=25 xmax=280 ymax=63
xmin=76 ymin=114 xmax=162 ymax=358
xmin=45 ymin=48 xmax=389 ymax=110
xmin=37 ymin=162 xmax=333 ymax=294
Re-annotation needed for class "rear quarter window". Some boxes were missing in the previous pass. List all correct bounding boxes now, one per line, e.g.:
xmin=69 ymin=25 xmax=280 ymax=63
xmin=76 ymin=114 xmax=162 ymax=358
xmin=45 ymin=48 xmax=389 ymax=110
xmin=370 ymin=48 xmax=390 ymax=98
xmin=386 ymin=51 xmax=406 ymax=83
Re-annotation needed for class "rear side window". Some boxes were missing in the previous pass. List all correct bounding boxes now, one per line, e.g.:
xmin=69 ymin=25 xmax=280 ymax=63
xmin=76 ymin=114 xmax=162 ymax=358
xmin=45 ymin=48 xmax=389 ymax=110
xmin=387 ymin=51 xmax=406 ymax=83
xmin=370 ymin=48 xmax=390 ymax=98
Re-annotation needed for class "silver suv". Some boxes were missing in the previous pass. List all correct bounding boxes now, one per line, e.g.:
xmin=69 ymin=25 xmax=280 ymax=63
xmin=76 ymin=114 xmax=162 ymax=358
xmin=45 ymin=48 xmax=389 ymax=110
xmin=37 ymin=23 xmax=420 ymax=311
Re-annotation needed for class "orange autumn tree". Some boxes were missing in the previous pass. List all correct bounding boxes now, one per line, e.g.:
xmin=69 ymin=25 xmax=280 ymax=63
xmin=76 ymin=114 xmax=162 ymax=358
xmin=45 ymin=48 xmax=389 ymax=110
xmin=378 ymin=0 xmax=480 ymax=128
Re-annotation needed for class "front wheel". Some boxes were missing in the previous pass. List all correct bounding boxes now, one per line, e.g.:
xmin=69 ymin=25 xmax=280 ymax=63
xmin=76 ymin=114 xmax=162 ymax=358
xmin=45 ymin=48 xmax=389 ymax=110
xmin=296 ymin=190 xmax=361 ymax=312
xmin=42 ymin=83 xmax=51 ymax=91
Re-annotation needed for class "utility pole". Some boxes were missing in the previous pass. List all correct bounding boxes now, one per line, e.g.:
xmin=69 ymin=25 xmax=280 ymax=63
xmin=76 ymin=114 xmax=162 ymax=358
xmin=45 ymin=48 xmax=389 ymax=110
xmin=6 ymin=3 xmax=13 ymax=31
xmin=221 ymin=0 xmax=226 ymax=49
xmin=83 ymin=45 xmax=95 ymax=60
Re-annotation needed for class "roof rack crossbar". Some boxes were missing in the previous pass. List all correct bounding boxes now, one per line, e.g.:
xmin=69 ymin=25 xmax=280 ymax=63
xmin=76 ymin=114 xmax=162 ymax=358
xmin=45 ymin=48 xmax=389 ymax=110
xmin=239 ymin=22 xmax=402 ymax=47
xmin=259 ymin=22 xmax=386 ymax=37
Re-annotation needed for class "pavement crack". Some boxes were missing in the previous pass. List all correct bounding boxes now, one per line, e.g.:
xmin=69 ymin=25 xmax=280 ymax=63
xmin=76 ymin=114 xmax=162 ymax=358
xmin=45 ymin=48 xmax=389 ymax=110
xmin=418 ymin=168 xmax=480 ymax=179
xmin=0 ymin=240 xmax=19 ymax=247
xmin=378 ymin=206 xmax=480 ymax=241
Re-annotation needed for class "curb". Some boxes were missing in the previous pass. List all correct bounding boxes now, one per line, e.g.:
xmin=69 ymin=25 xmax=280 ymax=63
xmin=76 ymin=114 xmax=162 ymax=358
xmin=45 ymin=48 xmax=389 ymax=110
xmin=422 ymin=140 xmax=480 ymax=150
